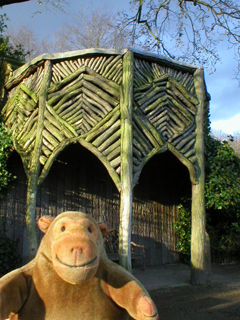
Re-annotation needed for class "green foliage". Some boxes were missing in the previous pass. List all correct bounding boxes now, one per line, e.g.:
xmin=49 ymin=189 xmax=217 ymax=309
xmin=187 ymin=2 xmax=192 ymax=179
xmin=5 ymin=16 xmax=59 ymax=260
xmin=218 ymin=221 xmax=240 ymax=257
xmin=173 ymin=200 xmax=191 ymax=261
xmin=0 ymin=217 xmax=22 ymax=276
xmin=0 ymin=14 xmax=26 ymax=64
xmin=208 ymin=211 xmax=240 ymax=261
xmin=0 ymin=14 xmax=23 ymax=275
xmin=174 ymin=133 xmax=240 ymax=263
xmin=0 ymin=14 xmax=26 ymax=99
xmin=205 ymin=139 xmax=240 ymax=210
xmin=0 ymin=122 xmax=15 ymax=197
xmin=0 ymin=14 xmax=22 ymax=196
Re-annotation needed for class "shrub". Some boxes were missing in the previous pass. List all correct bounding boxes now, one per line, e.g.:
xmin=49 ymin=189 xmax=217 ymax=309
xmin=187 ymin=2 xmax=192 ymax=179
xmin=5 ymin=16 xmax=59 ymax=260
xmin=173 ymin=200 xmax=191 ymax=262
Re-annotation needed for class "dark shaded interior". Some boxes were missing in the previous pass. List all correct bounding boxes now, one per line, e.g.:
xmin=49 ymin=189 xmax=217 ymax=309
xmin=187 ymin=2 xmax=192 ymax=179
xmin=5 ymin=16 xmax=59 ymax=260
xmin=1 ymin=146 xmax=192 ymax=265
xmin=134 ymin=151 xmax=192 ymax=204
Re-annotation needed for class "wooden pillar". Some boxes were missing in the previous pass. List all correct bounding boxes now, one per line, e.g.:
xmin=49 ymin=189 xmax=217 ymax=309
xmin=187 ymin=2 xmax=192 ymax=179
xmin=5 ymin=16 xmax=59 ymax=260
xmin=26 ymin=60 xmax=52 ymax=260
xmin=191 ymin=68 xmax=207 ymax=284
xmin=119 ymin=50 xmax=133 ymax=272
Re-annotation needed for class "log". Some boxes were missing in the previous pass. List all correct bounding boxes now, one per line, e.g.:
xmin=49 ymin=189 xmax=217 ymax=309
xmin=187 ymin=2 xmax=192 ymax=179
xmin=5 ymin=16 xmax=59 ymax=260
xmin=82 ymin=87 xmax=113 ymax=113
xmin=58 ymin=97 xmax=83 ymax=120
xmin=190 ymin=68 xmax=207 ymax=285
xmin=84 ymin=73 xmax=120 ymax=99
xmin=106 ymin=63 xmax=122 ymax=81
xmin=99 ymin=56 xmax=115 ymax=75
xmin=83 ymin=80 xmax=119 ymax=107
xmin=133 ymin=108 xmax=164 ymax=148
xmin=95 ymin=56 xmax=107 ymax=73
xmin=46 ymin=103 xmax=78 ymax=138
xmin=175 ymin=131 xmax=196 ymax=150
xmin=92 ymin=119 xmax=121 ymax=148
xmin=168 ymin=78 xmax=198 ymax=105
xmin=81 ymin=96 xmax=105 ymax=119
xmin=84 ymin=106 xmax=120 ymax=142
xmin=26 ymin=60 xmax=52 ymax=260
xmin=106 ymin=145 xmax=121 ymax=162
xmin=20 ymin=83 xmax=38 ymax=103
xmin=44 ymin=119 xmax=65 ymax=142
xmin=98 ymin=129 xmax=121 ymax=153
xmin=48 ymin=73 xmax=84 ymax=98
xmin=102 ymin=55 xmax=122 ymax=78
xmin=114 ymin=70 xmax=122 ymax=84
xmin=133 ymin=137 xmax=147 ymax=157
xmin=102 ymin=139 xmax=120 ymax=157
xmin=48 ymin=81 xmax=83 ymax=107
xmin=132 ymin=121 xmax=152 ymax=154
xmin=119 ymin=50 xmax=134 ymax=272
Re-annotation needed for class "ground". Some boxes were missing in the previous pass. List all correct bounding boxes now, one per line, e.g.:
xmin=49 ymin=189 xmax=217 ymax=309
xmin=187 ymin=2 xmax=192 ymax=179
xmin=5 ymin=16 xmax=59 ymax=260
xmin=148 ymin=263 xmax=240 ymax=320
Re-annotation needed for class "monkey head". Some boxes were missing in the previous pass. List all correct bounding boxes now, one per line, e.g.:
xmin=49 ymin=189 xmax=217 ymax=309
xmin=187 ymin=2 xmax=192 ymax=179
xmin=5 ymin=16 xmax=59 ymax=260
xmin=37 ymin=211 xmax=108 ymax=285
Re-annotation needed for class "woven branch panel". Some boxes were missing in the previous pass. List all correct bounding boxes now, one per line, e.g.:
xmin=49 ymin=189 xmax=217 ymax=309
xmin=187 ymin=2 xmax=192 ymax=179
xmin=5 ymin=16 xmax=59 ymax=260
xmin=2 ymin=54 xmax=123 ymax=189
xmin=2 ymin=49 xmax=203 ymax=190
xmin=132 ymin=58 xmax=198 ymax=184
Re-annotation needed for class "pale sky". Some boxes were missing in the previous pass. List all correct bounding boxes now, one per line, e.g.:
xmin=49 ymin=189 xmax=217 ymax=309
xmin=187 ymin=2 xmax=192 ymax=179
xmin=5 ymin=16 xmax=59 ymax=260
xmin=2 ymin=0 xmax=240 ymax=135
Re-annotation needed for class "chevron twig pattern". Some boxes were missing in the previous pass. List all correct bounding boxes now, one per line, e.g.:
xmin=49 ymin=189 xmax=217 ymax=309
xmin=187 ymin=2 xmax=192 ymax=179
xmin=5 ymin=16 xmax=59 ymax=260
xmin=2 ymin=55 xmax=123 ymax=189
xmin=2 ymin=51 xmax=201 ymax=189
xmin=132 ymin=58 xmax=199 ymax=183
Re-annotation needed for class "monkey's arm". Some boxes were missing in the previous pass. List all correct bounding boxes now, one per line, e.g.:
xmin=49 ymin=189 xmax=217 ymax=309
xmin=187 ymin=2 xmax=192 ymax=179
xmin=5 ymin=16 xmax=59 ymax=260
xmin=102 ymin=262 xmax=159 ymax=320
xmin=0 ymin=269 xmax=29 ymax=320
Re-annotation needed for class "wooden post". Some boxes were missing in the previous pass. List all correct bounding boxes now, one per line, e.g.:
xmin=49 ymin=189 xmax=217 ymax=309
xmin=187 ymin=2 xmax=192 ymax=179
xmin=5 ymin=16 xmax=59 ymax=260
xmin=191 ymin=68 xmax=207 ymax=285
xmin=26 ymin=60 xmax=52 ymax=260
xmin=119 ymin=50 xmax=133 ymax=272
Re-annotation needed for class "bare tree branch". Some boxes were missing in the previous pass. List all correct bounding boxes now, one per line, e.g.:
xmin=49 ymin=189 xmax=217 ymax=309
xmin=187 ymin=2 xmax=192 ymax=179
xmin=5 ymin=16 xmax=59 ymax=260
xmin=120 ymin=0 xmax=240 ymax=77
xmin=0 ymin=0 xmax=31 ymax=6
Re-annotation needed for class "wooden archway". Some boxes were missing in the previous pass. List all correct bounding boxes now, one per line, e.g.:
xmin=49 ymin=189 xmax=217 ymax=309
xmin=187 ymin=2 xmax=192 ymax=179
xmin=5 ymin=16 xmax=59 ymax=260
xmin=1 ymin=48 xmax=209 ymax=284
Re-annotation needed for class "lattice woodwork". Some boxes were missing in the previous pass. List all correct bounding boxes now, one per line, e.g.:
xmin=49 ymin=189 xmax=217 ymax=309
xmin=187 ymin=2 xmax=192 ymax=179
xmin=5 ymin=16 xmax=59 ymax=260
xmin=2 ymin=55 xmax=123 ymax=189
xmin=2 ymin=50 xmax=202 ymax=190
xmin=132 ymin=58 xmax=199 ymax=184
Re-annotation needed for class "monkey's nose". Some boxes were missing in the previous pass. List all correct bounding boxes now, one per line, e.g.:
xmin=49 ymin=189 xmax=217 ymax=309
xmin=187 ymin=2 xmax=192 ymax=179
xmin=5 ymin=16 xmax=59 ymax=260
xmin=71 ymin=247 xmax=83 ymax=265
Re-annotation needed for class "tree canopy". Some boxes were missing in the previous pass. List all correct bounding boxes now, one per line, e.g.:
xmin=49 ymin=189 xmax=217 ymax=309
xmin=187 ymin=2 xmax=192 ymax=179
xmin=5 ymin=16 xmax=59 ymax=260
xmin=0 ymin=14 xmax=25 ymax=196
xmin=120 ymin=0 xmax=240 ymax=76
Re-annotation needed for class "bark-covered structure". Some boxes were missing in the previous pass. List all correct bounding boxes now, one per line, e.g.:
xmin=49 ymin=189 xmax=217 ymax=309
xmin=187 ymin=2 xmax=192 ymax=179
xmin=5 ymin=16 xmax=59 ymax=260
xmin=0 ymin=48 xmax=209 ymax=284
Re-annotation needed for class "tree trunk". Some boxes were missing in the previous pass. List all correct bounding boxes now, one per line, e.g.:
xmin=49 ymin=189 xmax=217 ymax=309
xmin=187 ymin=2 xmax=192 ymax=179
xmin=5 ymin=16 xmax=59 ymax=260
xmin=119 ymin=51 xmax=133 ymax=272
xmin=191 ymin=68 xmax=207 ymax=285
xmin=26 ymin=60 xmax=52 ymax=260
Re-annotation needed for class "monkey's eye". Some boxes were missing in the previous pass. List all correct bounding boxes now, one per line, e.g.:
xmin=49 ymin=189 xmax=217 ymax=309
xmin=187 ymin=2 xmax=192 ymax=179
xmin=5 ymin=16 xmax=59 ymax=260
xmin=61 ymin=226 xmax=66 ymax=232
xmin=88 ymin=226 xmax=92 ymax=233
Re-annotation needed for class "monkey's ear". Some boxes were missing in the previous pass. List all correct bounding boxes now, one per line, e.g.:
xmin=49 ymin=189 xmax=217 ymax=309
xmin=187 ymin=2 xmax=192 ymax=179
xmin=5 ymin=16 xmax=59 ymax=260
xmin=98 ymin=223 xmax=109 ymax=238
xmin=38 ymin=216 xmax=55 ymax=234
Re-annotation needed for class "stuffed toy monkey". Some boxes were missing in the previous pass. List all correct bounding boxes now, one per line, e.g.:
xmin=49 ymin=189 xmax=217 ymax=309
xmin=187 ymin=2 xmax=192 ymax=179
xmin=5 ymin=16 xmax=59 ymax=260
xmin=0 ymin=211 xmax=159 ymax=320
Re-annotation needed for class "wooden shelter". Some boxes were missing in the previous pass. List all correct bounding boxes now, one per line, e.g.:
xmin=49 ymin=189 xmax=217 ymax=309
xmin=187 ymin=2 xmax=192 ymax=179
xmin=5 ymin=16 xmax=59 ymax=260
xmin=0 ymin=48 xmax=209 ymax=284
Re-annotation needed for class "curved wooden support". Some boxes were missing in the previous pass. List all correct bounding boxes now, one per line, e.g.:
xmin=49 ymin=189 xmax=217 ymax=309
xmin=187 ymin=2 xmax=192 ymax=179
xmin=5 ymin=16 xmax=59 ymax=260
xmin=37 ymin=136 xmax=121 ymax=192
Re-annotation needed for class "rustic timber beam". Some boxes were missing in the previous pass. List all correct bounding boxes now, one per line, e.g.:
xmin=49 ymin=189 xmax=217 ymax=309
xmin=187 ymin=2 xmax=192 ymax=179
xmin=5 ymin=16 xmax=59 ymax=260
xmin=191 ymin=68 xmax=207 ymax=285
xmin=119 ymin=50 xmax=134 ymax=272
xmin=26 ymin=60 xmax=52 ymax=259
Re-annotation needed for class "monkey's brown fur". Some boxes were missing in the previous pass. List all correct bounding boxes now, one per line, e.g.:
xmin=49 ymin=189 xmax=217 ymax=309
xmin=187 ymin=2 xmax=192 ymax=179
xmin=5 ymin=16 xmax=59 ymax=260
xmin=0 ymin=211 xmax=158 ymax=320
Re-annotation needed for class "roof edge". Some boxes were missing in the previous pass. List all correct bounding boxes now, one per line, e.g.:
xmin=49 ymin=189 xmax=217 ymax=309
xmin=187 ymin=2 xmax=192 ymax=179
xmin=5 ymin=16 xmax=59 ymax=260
xmin=5 ymin=47 xmax=201 ymax=88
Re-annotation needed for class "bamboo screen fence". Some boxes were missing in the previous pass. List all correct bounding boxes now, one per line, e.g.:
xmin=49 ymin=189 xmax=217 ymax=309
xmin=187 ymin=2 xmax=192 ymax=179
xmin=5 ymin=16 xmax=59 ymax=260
xmin=0 ymin=49 xmax=209 ymax=282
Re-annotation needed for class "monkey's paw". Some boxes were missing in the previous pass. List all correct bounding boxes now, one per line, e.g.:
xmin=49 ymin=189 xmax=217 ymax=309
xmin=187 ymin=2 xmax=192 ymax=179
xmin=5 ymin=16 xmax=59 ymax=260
xmin=137 ymin=296 xmax=159 ymax=320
